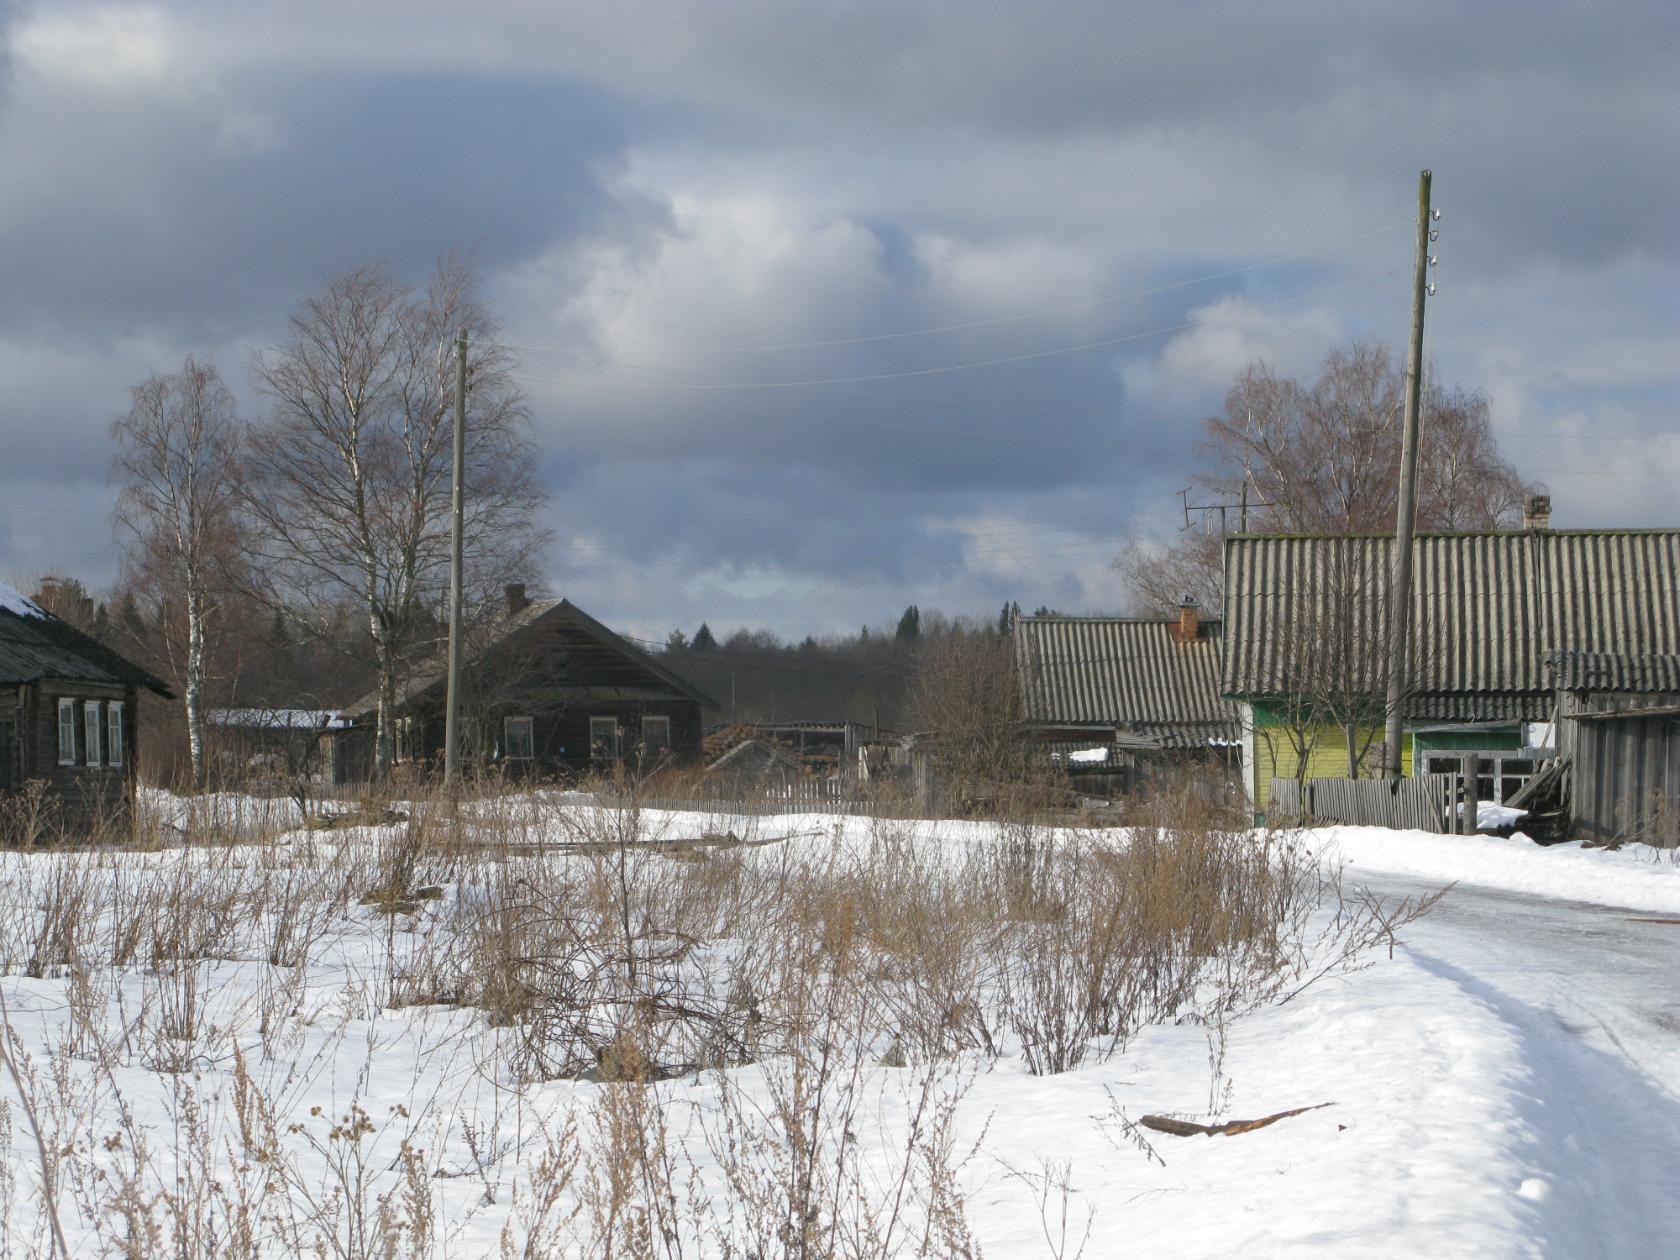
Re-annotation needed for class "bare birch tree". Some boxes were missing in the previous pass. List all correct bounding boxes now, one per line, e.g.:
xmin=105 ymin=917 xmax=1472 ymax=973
xmin=244 ymin=257 xmax=545 ymax=776
xmin=111 ymin=356 xmax=243 ymax=791
xmin=1118 ymin=340 xmax=1540 ymax=614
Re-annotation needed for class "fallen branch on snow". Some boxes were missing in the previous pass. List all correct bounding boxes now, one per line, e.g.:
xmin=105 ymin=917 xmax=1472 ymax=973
xmin=1139 ymin=1103 xmax=1334 ymax=1138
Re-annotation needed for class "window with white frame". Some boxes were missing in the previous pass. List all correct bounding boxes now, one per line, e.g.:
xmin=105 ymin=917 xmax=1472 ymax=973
xmin=504 ymin=715 xmax=534 ymax=760
xmin=107 ymin=702 xmax=124 ymax=768
xmin=394 ymin=716 xmax=414 ymax=763
xmin=589 ymin=716 xmax=620 ymax=762
xmin=84 ymin=700 xmax=102 ymax=766
xmin=57 ymin=699 xmax=76 ymax=765
xmin=640 ymin=715 xmax=671 ymax=759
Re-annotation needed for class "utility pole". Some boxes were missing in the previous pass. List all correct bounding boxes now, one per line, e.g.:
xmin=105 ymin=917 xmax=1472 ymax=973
xmin=444 ymin=328 xmax=467 ymax=786
xmin=1383 ymin=169 xmax=1435 ymax=779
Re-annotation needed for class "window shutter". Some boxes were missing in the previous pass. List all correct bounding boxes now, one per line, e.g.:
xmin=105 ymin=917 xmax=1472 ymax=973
xmin=108 ymin=703 xmax=125 ymax=768
xmin=57 ymin=699 xmax=76 ymax=765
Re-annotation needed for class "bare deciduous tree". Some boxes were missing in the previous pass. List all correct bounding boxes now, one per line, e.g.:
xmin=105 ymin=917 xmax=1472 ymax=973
xmin=244 ymin=257 xmax=546 ymax=776
xmin=906 ymin=629 xmax=1031 ymax=795
xmin=111 ymin=357 xmax=244 ymax=791
xmin=1118 ymin=340 xmax=1540 ymax=614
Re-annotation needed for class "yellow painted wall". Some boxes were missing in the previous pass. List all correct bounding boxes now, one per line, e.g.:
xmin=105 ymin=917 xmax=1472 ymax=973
xmin=1251 ymin=724 xmax=1413 ymax=810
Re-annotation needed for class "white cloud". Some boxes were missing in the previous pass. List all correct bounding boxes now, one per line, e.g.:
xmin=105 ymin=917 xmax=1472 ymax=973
xmin=1119 ymin=293 xmax=1348 ymax=421
xmin=14 ymin=4 xmax=176 ymax=88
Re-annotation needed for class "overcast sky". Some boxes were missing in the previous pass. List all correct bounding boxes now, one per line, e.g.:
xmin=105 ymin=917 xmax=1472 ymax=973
xmin=2 ymin=0 xmax=1677 ymax=640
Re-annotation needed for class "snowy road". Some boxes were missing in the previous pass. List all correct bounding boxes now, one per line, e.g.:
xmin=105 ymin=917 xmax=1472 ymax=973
xmin=1366 ymin=872 xmax=1680 ymax=1255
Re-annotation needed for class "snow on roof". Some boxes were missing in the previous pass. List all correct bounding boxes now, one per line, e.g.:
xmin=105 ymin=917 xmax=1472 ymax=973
xmin=206 ymin=708 xmax=348 ymax=730
xmin=0 ymin=581 xmax=45 ymax=619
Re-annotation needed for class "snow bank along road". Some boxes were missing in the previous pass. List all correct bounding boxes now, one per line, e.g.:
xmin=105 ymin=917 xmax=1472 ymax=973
xmin=1358 ymin=870 xmax=1680 ymax=1258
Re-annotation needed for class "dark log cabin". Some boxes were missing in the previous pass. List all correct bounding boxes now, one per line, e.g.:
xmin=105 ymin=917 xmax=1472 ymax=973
xmin=333 ymin=588 xmax=716 ymax=783
xmin=1 ymin=582 xmax=173 ymax=838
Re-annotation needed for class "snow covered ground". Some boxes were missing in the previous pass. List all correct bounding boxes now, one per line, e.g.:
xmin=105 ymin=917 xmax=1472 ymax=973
xmin=0 ymin=800 xmax=1674 ymax=1257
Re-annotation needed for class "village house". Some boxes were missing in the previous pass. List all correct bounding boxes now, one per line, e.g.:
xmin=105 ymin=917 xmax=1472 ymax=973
xmin=0 ymin=581 xmax=172 ymax=836
xmin=1220 ymin=514 xmax=1680 ymax=813
xmin=332 ymin=587 xmax=715 ymax=783
xmin=1012 ymin=603 xmax=1242 ymax=792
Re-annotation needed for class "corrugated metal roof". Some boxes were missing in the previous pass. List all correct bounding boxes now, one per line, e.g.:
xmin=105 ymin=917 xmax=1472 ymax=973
xmin=0 ymin=606 xmax=171 ymax=694
xmin=1222 ymin=530 xmax=1680 ymax=701
xmin=1014 ymin=616 xmax=1239 ymax=747
xmin=1406 ymin=693 xmax=1551 ymax=722
xmin=1548 ymin=649 xmax=1680 ymax=695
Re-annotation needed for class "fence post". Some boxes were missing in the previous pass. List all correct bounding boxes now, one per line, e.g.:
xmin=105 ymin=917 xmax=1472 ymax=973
xmin=1461 ymin=753 xmax=1482 ymax=834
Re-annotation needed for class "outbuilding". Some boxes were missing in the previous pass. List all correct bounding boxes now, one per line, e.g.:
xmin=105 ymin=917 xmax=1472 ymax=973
xmin=1551 ymin=650 xmax=1680 ymax=846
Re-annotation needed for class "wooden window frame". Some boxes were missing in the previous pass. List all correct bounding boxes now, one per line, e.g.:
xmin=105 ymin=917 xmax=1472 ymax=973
xmin=107 ymin=702 xmax=125 ymax=768
xmin=57 ymin=698 xmax=76 ymax=765
xmin=504 ymin=715 xmax=535 ymax=760
xmin=84 ymin=700 xmax=102 ymax=767
xmin=589 ymin=716 xmax=621 ymax=762
xmin=640 ymin=715 xmax=672 ymax=759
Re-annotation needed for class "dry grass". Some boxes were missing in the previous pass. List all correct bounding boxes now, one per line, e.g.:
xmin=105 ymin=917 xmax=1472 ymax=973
xmin=0 ymin=768 xmax=1437 ymax=1257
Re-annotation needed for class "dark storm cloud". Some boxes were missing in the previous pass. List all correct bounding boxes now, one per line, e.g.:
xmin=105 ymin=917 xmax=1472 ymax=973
xmin=0 ymin=69 xmax=650 ymax=344
xmin=2 ymin=0 xmax=1677 ymax=636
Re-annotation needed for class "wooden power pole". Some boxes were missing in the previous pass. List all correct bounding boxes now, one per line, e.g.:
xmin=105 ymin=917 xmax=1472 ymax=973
xmin=1383 ymin=170 xmax=1434 ymax=779
xmin=444 ymin=328 xmax=468 ymax=786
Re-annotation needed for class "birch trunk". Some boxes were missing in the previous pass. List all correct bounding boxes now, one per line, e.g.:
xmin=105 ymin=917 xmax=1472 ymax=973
xmin=185 ymin=581 xmax=207 ymax=791
xmin=373 ymin=622 xmax=397 ymax=778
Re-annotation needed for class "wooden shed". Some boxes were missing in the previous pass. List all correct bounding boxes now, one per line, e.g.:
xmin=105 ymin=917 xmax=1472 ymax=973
xmin=1 ymin=582 xmax=172 ymax=837
xmin=1552 ymin=651 xmax=1680 ymax=846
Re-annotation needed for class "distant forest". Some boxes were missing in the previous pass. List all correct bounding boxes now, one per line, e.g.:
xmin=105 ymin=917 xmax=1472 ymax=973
xmin=651 ymin=603 xmax=1052 ymax=732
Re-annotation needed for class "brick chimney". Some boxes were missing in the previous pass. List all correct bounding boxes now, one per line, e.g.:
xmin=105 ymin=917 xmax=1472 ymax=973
xmin=1175 ymin=595 xmax=1200 ymax=641
xmin=1522 ymin=494 xmax=1552 ymax=531
xmin=504 ymin=582 xmax=530 ymax=616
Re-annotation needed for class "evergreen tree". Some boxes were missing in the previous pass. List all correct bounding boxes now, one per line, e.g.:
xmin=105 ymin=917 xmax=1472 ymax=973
xmin=691 ymin=622 xmax=718 ymax=651
xmin=665 ymin=627 xmax=689 ymax=651
xmin=895 ymin=604 xmax=921 ymax=643
xmin=268 ymin=609 xmax=291 ymax=653
xmin=118 ymin=591 xmax=142 ymax=633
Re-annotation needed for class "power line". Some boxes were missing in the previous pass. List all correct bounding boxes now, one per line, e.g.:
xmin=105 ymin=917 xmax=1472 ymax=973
xmin=483 ymin=221 xmax=1410 ymax=357
xmin=507 ymin=269 xmax=1404 ymax=392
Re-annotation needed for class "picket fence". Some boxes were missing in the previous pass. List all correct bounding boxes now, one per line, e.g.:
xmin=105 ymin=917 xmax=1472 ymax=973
xmin=1270 ymin=773 xmax=1458 ymax=832
xmin=604 ymin=777 xmax=859 ymax=817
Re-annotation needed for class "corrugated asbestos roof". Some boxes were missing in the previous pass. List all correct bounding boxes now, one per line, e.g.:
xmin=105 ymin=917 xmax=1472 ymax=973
xmin=1221 ymin=530 xmax=1680 ymax=704
xmin=1548 ymin=649 xmax=1680 ymax=695
xmin=0 ymin=605 xmax=172 ymax=694
xmin=1014 ymin=616 xmax=1239 ymax=747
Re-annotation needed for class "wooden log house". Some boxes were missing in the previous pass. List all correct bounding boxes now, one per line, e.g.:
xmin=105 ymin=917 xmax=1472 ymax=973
xmin=1 ymin=582 xmax=172 ymax=837
xmin=332 ymin=587 xmax=716 ymax=783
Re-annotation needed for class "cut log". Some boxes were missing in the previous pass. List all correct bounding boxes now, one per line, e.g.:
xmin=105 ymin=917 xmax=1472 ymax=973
xmin=1139 ymin=1103 xmax=1333 ymax=1138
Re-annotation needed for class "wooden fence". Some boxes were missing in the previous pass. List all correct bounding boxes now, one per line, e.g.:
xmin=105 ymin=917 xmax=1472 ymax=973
xmin=603 ymin=777 xmax=861 ymax=817
xmin=1270 ymin=773 xmax=1458 ymax=832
